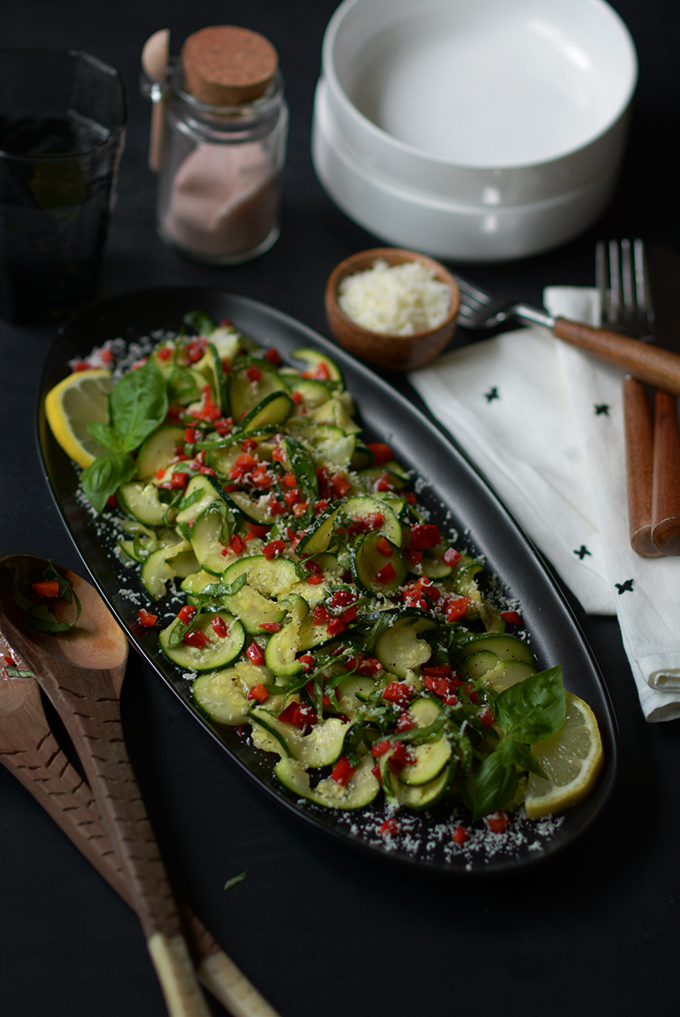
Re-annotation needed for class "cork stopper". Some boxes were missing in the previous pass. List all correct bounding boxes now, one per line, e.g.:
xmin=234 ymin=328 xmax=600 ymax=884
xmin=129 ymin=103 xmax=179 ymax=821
xmin=181 ymin=25 xmax=278 ymax=105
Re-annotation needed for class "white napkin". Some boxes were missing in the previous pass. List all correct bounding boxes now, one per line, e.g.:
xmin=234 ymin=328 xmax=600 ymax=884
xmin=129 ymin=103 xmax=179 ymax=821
xmin=409 ymin=287 xmax=680 ymax=722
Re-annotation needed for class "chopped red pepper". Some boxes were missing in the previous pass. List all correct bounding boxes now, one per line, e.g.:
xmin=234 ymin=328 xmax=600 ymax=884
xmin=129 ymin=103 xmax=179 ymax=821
xmin=246 ymin=365 xmax=262 ymax=383
xmin=410 ymin=523 xmax=441 ymax=549
xmin=306 ymin=574 xmax=324 ymax=585
xmin=331 ymin=473 xmax=351 ymax=498
xmin=183 ymin=630 xmax=209 ymax=649
xmin=170 ymin=471 xmax=189 ymax=489
xmin=442 ymin=547 xmax=462 ymax=567
xmin=259 ymin=621 xmax=282 ymax=632
xmin=382 ymin=682 xmax=413 ymax=709
xmin=485 ymin=811 xmax=510 ymax=833
xmin=330 ymin=755 xmax=355 ymax=786
xmin=452 ymin=825 xmax=469 ymax=844
xmin=366 ymin=442 xmax=393 ymax=463
xmin=248 ymin=683 xmax=269 ymax=704
xmin=375 ymin=562 xmax=396 ymax=584
xmin=371 ymin=739 xmax=391 ymax=758
xmin=388 ymin=740 xmax=416 ymax=772
xmin=445 ymin=595 xmax=469 ymax=622
xmin=375 ymin=536 xmax=393 ymax=557
xmin=479 ymin=707 xmax=495 ymax=729
xmin=375 ymin=472 xmax=392 ymax=492
xmin=246 ymin=522 xmax=270 ymax=540
xmin=314 ymin=604 xmax=331 ymax=625
xmin=246 ymin=642 xmax=266 ymax=666
xmin=177 ymin=604 xmax=196 ymax=624
xmin=262 ymin=539 xmax=285 ymax=560
xmin=380 ymin=818 xmax=400 ymax=837
xmin=327 ymin=617 xmax=348 ymax=637
xmin=264 ymin=347 xmax=282 ymax=365
xmin=211 ymin=615 xmax=229 ymax=638
xmin=501 ymin=610 xmax=523 ymax=626
xmin=31 ymin=580 xmax=59 ymax=598
xmin=137 ymin=608 xmax=157 ymax=628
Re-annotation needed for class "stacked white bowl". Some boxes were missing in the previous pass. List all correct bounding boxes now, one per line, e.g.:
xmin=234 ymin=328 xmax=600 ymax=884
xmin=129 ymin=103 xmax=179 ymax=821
xmin=312 ymin=0 xmax=638 ymax=261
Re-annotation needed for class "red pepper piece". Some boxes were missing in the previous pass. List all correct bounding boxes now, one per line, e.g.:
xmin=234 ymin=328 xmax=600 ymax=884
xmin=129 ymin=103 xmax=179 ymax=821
xmin=410 ymin=523 xmax=441 ymax=549
xmin=331 ymin=474 xmax=351 ymax=498
xmin=388 ymin=740 xmax=416 ymax=773
xmin=246 ymin=522 xmax=270 ymax=540
xmin=501 ymin=610 xmax=523 ymax=626
xmin=246 ymin=365 xmax=262 ymax=383
xmin=376 ymin=472 xmax=392 ymax=492
xmin=170 ymin=471 xmax=189 ymax=489
xmin=375 ymin=562 xmax=395 ymax=584
xmin=442 ymin=547 xmax=462 ymax=567
xmin=262 ymin=539 xmax=285 ymax=560
xmin=327 ymin=617 xmax=348 ymax=637
xmin=382 ymin=682 xmax=413 ymax=709
xmin=31 ymin=580 xmax=59 ymax=598
xmin=314 ymin=604 xmax=331 ymax=625
xmin=366 ymin=442 xmax=393 ymax=463
xmin=330 ymin=755 xmax=355 ymax=786
xmin=371 ymin=739 xmax=391 ymax=758
xmin=306 ymin=574 xmax=324 ymax=585
xmin=183 ymin=630 xmax=209 ymax=648
xmin=264 ymin=347 xmax=281 ymax=365
xmin=259 ymin=621 xmax=282 ymax=632
xmin=248 ymin=683 xmax=269 ymax=704
xmin=375 ymin=536 xmax=393 ymax=557
xmin=479 ymin=707 xmax=495 ymax=729
xmin=452 ymin=825 xmax=469 ymax=844
xmin=485 ymin=811 xmax=510 ymax=833
xmin=395 ymin=711 xmax=416 ymax=732
xmin=445 ymin=595 xmax=469 ymax=622
xmin=211 ymin=615 xmax=229 ymax=638
xmin=137 ymin=608 xmax=157 ymax=628
xmin=177 ymin=604 xmax=196 ymax=624
xmin=380 ymin=818 xmax=400 ymax=837
xmin=246 ymin=642 xmax=266 ymax=666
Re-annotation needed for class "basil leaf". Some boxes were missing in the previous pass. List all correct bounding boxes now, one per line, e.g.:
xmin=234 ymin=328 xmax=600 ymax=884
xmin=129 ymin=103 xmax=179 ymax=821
xmin=168 ymin=364 xmax=201 ymax=405
xmin=472 ymin=740 xmax=519 ymax=821
xmin=107 ymin=360 xmax=168 ymax=452
xmin=81 ymin=452 xmax=137 ymax=513
xmin=223 ymin=870 xmax=248 ymax=891
xmin=88 ymin=420 xmax=126 ymax=453
xmin=495 ymin=665 xmax=566 ymax=745
xmin=185 ymin=309 xmax=217 ymax=336
xmin=4 ymin=664 xmax=35 ymax=678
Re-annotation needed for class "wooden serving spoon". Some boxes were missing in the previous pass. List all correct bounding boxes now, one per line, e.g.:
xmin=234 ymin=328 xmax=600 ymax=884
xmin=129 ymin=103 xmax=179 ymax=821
xmin=0 ymin=631 xmax=282 ymax=1017
xmin=0 ymin=555 xmax=212 ymax=1017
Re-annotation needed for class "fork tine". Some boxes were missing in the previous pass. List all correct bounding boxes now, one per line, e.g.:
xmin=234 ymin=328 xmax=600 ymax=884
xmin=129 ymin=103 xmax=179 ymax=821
xmin=596 ymin=240 xmax=608 ymax=323
xmin=621 ymin=238 xmax=635 ymax=318
xmin=609 ymin=239 xmax=621 ymax=326
xmin=632 ymin=238 xmax=655 ymax=336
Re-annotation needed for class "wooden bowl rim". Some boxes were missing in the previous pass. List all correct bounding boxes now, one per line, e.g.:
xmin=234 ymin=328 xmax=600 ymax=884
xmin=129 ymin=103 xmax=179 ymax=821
xmin=325 ymin=247 xmax=460 ymax=342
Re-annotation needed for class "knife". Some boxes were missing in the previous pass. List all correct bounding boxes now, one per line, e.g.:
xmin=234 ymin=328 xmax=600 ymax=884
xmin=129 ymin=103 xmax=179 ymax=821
xmin=649 ymin=245 xmax=680 ymax=555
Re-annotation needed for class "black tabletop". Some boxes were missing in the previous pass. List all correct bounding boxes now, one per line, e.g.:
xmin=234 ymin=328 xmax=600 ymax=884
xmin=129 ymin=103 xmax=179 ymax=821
xmin=1 ymin=3 xmax=679 ymax=1016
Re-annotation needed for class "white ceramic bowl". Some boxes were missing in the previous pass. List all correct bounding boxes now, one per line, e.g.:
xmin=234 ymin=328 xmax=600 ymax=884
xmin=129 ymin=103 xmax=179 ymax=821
xmin=312 ymin=0 xmax=637 ymax=260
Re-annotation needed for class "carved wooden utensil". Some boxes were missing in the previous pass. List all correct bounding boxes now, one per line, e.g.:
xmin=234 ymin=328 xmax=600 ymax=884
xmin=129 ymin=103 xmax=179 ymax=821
xmin=0 ymin=555 xmax=212 ymax=1017
xmin=0 ymin=631 xmax=282 ymax=1017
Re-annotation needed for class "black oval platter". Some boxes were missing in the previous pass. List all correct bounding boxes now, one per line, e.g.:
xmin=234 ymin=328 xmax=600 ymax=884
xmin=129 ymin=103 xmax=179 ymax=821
xmin=36 ymin=286 xmax=619 ymax=876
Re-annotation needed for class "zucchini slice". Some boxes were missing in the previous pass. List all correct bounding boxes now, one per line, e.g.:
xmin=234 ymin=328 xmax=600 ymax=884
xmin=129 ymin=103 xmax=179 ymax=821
xmin=189 ymin=502 xmax=235 ymax=575
xmin=459 ymin=633 xmax=536 ymax=668
xmin=250 ymin=709 xmax=351 ymax=767
xmin=375 ymin=615 xmax=436 ymax=678
xmin=291 ymin=348 xmax=344 ymax=388
xmin=192 ymin=662 xmax=274 ymax=725
xmin=274 ymin=755 xmax=380 ymax=810
xmin=351 ymin=531 xmax=407 ymax=596
xmin=136 ymin=426 xmax=186 ymax=481
xmin=159 ymin=612 xmax=245 ymax=672
xmin=341 ymin=496 xmax=402 ymax=545
xmin=140 ymin=540 xmax=198 ymax=600
xmin=117 ymin=482 xmax=178 ymax=526
xmin=229 ymin=365 xmax=290 ymax=423
xmin=222 ymin=554 xmax=303 ymax=598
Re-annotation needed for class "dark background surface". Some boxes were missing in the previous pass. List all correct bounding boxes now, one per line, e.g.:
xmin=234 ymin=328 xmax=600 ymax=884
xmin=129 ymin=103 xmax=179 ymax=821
xmin=1 ymin=2 xmax=678 ymax=1016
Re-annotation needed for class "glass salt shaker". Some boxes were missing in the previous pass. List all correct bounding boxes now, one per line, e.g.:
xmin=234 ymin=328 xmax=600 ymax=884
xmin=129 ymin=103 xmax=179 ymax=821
xmin=154 ymin=26 xmax=288 ymax=265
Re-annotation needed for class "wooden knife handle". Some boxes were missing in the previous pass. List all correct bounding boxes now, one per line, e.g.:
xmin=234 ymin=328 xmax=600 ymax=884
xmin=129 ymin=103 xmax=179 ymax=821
xmin=651 ymin=390 xmax=680 ymax=555
xmin=553 ymin=318 xmax=680 ymax=395
xmin=623 ymin=377 xmax=662 ymax=557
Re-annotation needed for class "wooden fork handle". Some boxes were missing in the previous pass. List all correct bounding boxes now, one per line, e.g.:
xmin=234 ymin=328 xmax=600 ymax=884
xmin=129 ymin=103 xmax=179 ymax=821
xmin=623 ymin=378 xmax=663 ymax=557
xmin=553 ymin=318 xmax=680 ymax=395
xmin=651 ymin=390 xmax=680 ymax=555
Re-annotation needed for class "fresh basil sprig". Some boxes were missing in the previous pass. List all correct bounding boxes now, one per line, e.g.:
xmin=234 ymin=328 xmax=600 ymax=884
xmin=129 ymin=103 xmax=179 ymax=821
xmin=81 ymin=361 xmax=168 ymax=513
xmin=471 ymin=666 xmax=566 ymax=821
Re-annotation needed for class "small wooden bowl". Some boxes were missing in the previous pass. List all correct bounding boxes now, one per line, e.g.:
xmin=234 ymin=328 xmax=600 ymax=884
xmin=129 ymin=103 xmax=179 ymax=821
xmin=325 ymin=248 xmax=460 ymax=371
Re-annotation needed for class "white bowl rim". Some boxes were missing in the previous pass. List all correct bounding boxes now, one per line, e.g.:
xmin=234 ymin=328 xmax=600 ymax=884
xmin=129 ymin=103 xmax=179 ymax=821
xmin=322 ymin=0 xmax=638 ymax=172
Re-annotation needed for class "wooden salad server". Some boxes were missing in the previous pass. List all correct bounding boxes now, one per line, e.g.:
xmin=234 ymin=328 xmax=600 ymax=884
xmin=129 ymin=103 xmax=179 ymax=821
xmin=0 ymin=555 xmax=213 ymax=1017
xmin=0 ymin=632 xmax=282 ymax=1017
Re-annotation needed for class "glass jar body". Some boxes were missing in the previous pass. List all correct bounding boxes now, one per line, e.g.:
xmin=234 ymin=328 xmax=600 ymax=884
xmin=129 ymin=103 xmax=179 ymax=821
xmin=156 ymin=65 xmax=288 ymax=265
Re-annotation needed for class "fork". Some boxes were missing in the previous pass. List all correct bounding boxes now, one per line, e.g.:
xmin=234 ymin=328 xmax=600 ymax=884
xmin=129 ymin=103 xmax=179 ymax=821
xmin=455 ymin=268 xmax=680 ymax=395
xmin=597 ymin=239 xmax=662 ymax=557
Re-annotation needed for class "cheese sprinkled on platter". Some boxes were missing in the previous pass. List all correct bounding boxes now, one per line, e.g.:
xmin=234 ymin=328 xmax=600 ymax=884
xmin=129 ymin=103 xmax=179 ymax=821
xmin=338 ymin=258 xmax=451 ymax=336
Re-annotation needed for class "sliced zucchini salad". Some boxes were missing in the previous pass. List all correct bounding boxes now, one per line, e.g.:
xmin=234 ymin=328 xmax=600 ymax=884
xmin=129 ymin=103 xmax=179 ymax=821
xmin=62 ymin=309 xmax=601 ymax=827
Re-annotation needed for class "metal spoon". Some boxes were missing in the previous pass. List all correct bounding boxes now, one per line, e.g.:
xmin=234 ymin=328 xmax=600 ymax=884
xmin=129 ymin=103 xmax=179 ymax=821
xmin=0 ymin=555 xmax=211 ymax=1017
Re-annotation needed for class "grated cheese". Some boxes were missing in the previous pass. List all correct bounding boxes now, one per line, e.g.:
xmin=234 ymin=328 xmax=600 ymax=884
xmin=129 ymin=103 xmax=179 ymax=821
xmin=338 ymin=258 xmax=451 ymax=336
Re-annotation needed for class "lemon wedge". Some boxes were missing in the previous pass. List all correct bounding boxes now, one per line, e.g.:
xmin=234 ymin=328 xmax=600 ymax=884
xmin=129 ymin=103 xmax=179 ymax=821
xmin=44 ymin=369 xmax=113 ymax=468
xmin=524 ymin=691 xmax=604 ymax=819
